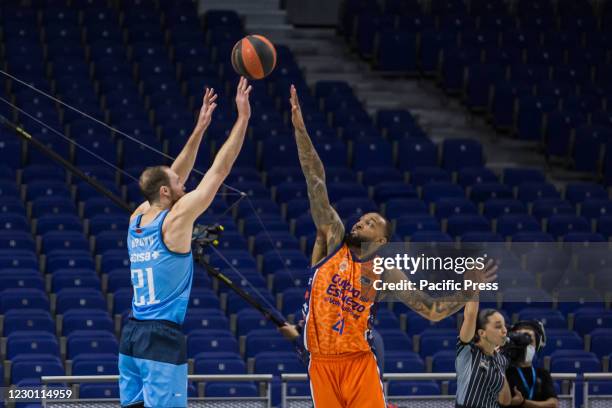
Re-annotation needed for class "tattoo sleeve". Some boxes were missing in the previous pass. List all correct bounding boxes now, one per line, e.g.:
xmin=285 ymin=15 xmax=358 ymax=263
xmin=382 ymin=268 xmax=474 ymax=321
xmin=294 ymin=127 xmax=345 ymax=252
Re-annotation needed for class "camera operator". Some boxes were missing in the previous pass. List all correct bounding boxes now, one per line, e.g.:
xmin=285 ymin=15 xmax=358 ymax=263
xmin=503 ymin=321 xmax=558 ymax=408
xmin=456 ymin=298 xmax=512 ymax=408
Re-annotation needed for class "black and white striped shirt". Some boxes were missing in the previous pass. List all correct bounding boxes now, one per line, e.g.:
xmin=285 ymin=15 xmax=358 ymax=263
xmin=455 ymin=338 xmax=509 ymax=408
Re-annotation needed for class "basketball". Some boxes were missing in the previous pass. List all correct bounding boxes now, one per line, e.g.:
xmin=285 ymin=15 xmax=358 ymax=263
xmin=231 ymin=35 xmax=277 ymax=80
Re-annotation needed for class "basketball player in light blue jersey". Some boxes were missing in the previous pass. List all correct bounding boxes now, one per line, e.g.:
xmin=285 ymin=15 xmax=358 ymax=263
xmin=119 ymin=77 xmax=253 ymax=408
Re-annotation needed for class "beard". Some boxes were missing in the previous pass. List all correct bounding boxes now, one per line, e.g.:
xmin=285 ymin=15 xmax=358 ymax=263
xmin=344 ymin=232 xmax=368 ymax=248
xmin=170 ymin=189 xmax=185 ymax=206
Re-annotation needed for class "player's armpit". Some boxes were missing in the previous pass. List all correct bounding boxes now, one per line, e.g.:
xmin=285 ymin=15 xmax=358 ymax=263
xmin=169 ymin=170 xmax=225 ymax=225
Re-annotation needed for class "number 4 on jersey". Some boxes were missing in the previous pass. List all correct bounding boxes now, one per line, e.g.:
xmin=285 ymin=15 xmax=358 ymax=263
xmin=332 ymin=316 xmax=345 ymax=335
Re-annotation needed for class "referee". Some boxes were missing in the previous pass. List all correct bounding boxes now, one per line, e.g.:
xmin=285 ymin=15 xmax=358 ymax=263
xmin=456 ymin=299 xmax=511 ymax=408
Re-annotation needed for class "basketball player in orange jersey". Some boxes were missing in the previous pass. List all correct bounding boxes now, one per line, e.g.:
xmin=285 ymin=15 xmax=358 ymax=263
xmin=279 ymin=85 xmax=498 ymax=408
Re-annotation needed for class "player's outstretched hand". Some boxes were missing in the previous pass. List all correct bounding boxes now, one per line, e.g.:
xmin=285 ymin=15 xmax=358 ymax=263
xmin=195 ymin=87 xmax=218 ymax=132
xmin=235 ymin=76 xmax=253 ymax=119
xmin=465 ymin=259 xmax=499 ymax=288
xmin=289 ymin=85 xmax=306 ymax=132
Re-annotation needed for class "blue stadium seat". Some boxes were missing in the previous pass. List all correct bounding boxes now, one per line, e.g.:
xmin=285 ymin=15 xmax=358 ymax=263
xmin=431 ymin=350 xmax=456 ymax=372
xmin=422 ymin=182 xmax=464 ymax=203
xmin=460 ymin=232 xmax=504 ymax=242
xmin=385 ymin=351 xmax=425 ymax=373
xmin=483 ymin=199 xmax=526 ymax=219
xmin=581 ymin=199 xmax=612 ymax=220
xmin=388 ymin=380 xmax=440 ymax=396
xmin=11 ymin=356 xmax=65 ymax=384
xmin=0 ymin=248 xmax=38 ymax=270
xmin=245 ymin=329 xmax=295 ymax=359
xmin=254 ymin=351 xmax=306 ymax=375
xmin=79 ymin=383 xmax=119 ymax=399
xmin=496 ymin=215 xmax=541 ymax=237
xmin=447 ymin=215 xmax=490 ymax=237
xmin=547 ymin=215 xmax=590 ymax=238
xmin=531 ymin=199 xmax=575 ymax=220
xmin=183 ymin=309 xmax=229 ymax=333
xmin=72 ymin=353 xmax=118 ymax=375
xmin=67 ymin=334 xmax=119 ymax=360
xmin=398 ymin=138 xmax=438 ymax=171
xmin=434 ymin=198 xmax=478 ymax=219
xmin=46 ymin=251 xmax=95 ymax=273
xmin=262 ymin=250 xmax=309 ymax=275
xmin=589 ymin=329 xmax=612 ymax=357
xmin=36 ymin=215 xmax=83 ymax=235
xmin=62 ymin=309 xmax=113 ymax=335
xmin=42 ymin=231 xmax=89 ymax=253
xmin=0 ymin=213 xmax=29 ymax=232
xmin=7 ymin=334 xmax=60 ymax=360
xmin=205 ymin=382 xmax=258 ymax=398
xmin=542 ymin=330 xmax=584 ymax=355
xmin=550 ymin=350 xmax=600 ymax=373
xmin=56 ymin=289 xmax=107 ymax=314
xmin=236 ymin=309 xmax=277 ymax=337
xmin=3 ymin=309 xmax=55 ymax=336
xmin=518 ymin=182 xmax=560 ymax=202
xmin=441 ymin=139 xmax=483 ymax=171
xmin=406 ymin=166 xmax=450 ymax=187
xmin=457 ymin=167 xmax=498 ymax=187
xmin=470 ymin=183 xmax=513 ymax=202
xmin=410 ymin=231 xmax=453 ymax=243
xmin=194 ymin=356 xmax=246 ymax=375
xmin=361 ymin=167 xmax=403 ymax=186
xmin=188 ymin=330 xmax=239 ymax=357
xmin=503 ymin=168 xmax=545 ymax=187
xmin=565 ymin=183 xmax=608 ymax=204
xmin=373 ymin=182 xmax=418 ymax=202
xmin=0 ymin=288 xmax=49 ymax=313
xmin=376 ymin=329 xmax=412 ymax=351
xmin=395 ymin=215 xmax=440 ymax=237
xmin=573 ymin=308 xmax=612 ymax=336
xmin=419 ymin=329 xmax=457 ymax=357
xmin=598 ymin=216 xmax=612 ymax=238
xmin=517 ymin=308 xmax=567 ymax=329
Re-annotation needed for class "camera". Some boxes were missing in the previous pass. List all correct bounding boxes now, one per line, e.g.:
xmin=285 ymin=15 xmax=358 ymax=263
xmin=502 ymin=331 xmax=533 ymax=365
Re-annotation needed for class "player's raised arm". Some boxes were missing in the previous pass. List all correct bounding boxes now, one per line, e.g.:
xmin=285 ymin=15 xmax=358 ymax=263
xmin=290 ymin=85 xmax=344 ymax=253
xmin=383 ymin=260 xmax=498 ymax=322
xmin=129 ymin=88 xmax=217 ymax=220
xmin=171 ymin=77 xmax=251 ymax=223
xmin=170 ymin=87 xmax=218 ymax=184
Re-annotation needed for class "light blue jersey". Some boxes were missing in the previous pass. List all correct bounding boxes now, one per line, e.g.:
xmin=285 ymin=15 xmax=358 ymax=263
xmin=127 ymin=209 xmax=193 ymax=324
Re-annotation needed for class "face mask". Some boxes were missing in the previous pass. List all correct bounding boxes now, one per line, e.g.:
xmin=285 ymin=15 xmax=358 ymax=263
xmin=524 ymin=345 xmax=536 ymax=364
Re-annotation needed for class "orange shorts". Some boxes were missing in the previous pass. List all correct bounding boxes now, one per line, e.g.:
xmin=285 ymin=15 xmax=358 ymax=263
xmin=308 ymin=351 xmax=386 ymax=408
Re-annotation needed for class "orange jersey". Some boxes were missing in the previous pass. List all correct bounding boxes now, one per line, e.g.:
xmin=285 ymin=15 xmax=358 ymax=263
xmin=302 ymin=244 xmax=379 ymax=356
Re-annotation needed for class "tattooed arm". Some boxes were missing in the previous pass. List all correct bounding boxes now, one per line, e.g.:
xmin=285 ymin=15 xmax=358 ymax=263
xmin=381 ymin=261 xmax=499 ymax=322
xmin=289 ymin=85 xmax=345 ymax=255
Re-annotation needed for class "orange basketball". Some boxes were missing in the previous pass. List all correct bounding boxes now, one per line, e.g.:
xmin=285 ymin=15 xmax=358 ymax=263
xmin=231 ymin=35 xmax=277 ymax=80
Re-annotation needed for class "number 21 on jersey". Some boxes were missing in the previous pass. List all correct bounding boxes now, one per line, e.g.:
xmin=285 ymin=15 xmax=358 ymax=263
xmin=131 ymin=268 xmax=160 ymax=306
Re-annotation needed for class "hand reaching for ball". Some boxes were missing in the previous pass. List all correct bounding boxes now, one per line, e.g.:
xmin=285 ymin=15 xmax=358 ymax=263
xmin=289 ymin=85 xmax=306 ymax=132
xmin=195 ymin=87 xmax=217 ymax=132
xmin=235 ymin=77 xmax=253 ymax=119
